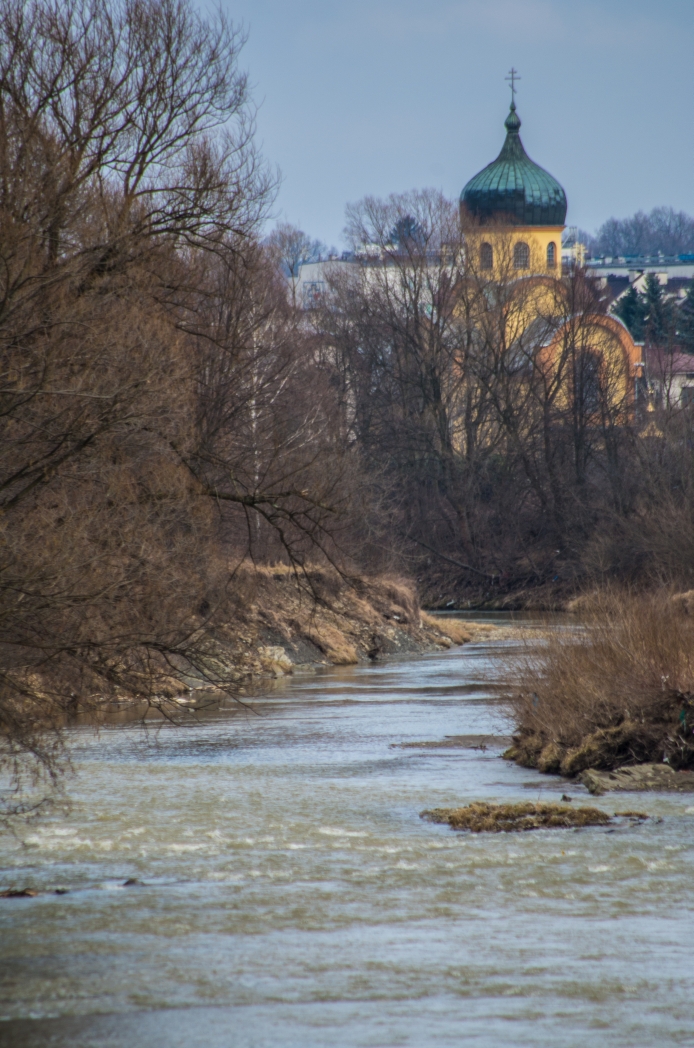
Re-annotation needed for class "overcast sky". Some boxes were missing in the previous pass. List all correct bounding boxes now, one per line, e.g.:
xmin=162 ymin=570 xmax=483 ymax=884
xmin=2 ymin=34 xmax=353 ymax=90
xmin=220 ymin=0 xmax=694 ymax=248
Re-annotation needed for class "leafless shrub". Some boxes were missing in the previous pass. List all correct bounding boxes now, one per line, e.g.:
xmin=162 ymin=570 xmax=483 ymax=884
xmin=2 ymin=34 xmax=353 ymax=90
xmin=505 ymin=589 xmax=694 ymax=774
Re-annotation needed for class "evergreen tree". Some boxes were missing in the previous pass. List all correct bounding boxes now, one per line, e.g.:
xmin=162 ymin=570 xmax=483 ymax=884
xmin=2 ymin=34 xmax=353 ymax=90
xmin=678 ymin=281 xmax=694 ymax=353
xmin=613 ymin=285 xmax=646 ymax=340
xmin=390 ymin=215 xmax=424 ymax=250
xmin=642 ymin=273 xmax=674 ymax=346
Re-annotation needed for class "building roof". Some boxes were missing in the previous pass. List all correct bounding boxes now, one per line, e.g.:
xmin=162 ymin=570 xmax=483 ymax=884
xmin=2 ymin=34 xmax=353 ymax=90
xmin=461 ymin=103 xmax=567 ymax=227
xmin=643 ymin=345 xmax=694 ymax=377
xmin=601 ymin=275 xmax=630 ymax=309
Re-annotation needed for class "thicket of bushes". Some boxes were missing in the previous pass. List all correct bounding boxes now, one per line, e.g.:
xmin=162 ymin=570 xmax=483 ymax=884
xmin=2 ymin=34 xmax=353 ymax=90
xmin=505 ymin=590 xmax=694 ymax=775
xmin=0 ymin=0 xmax=365 ymax=811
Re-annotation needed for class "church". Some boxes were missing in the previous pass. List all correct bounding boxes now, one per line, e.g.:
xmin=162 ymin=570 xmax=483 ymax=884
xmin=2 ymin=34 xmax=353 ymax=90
xmin=461 ymin=92 xmax=566 ymax=276
xmin=296 ymin=80 xmax=643 ymax=417
xmin=459 ymin=85 xmax=642 ymax=416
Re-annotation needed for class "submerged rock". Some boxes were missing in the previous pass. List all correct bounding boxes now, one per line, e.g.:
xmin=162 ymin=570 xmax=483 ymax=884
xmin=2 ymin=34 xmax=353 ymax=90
xmin=581 ymin=764 xmax=694 ymax=795
xmin=397 ymin=734 xmax=512 ymax=750
xmin=421 ymin=801 xmax=611 ymax=833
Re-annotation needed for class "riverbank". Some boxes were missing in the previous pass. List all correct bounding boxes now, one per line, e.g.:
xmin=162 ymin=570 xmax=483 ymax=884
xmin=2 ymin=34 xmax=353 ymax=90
xmin=502 ymin=589 xmax=694 ymax=782
xmin=0 ymin=564 xmax=497 ymax=801
xmin=196 ymin=564 xmax=494 ymax=690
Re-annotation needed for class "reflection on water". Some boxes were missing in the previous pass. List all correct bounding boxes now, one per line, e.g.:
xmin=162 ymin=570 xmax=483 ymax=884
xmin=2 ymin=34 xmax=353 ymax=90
xmin=1 ymin=628 xmax=694 ymax=1047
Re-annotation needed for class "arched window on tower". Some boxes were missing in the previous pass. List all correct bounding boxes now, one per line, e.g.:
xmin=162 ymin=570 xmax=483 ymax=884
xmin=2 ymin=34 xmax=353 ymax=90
xmin=480 ymin=242 xmax=493 ymax=270
xmin=514 ymin=241 xmax=530 ymax=269
xmin=547 ymin=241 xmax=556 ymax=268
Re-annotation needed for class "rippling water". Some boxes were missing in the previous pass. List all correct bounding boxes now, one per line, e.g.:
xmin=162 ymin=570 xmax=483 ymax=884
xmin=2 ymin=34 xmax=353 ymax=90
xmin=1 ymin=626 xmax=694 ymax=1047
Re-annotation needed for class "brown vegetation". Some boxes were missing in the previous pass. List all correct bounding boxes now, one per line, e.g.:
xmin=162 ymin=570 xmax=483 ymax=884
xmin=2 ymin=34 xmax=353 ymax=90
xmin=421 ymin=801 xmax=612 ymax=832
xmin=313 ymin=191 xmax=694 ymax=609
xmin=504 ymin=590 xmax=694 ymax=776
xmin=214 ymin=564 xmax=452 ymax=677
xmin=419 ymin=613 xmax=495 ymax=646
xmin=0 ymin=0 xmax=365 ymax=813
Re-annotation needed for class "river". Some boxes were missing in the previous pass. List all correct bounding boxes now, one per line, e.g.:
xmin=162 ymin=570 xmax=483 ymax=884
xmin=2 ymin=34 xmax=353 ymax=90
xmin=1 ymin=621 xmax=693 ymax=1047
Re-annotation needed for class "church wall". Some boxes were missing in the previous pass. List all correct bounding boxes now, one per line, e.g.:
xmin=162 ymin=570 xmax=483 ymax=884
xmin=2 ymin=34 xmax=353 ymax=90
xmin=468 ymin=226 xmax=565 ymax=279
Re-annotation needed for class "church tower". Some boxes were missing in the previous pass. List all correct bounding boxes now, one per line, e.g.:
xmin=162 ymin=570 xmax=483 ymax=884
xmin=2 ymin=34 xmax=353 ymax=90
xmin=461 ymin=74 xmax=566 ymax=275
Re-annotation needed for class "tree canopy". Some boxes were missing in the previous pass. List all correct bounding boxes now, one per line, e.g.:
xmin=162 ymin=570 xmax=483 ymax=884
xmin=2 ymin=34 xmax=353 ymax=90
xmin=593 ymin=207 xmax=694 ymax=257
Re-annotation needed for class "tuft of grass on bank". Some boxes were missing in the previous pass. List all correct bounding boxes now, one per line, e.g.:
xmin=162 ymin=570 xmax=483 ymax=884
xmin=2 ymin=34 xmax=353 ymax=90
xmin=421 ymin=801 xmax=611 ymax=832
xmin=419 ymin=612 xmax=496 ymax=646
xmin=504 ymin=590 xmax=694 ymax=775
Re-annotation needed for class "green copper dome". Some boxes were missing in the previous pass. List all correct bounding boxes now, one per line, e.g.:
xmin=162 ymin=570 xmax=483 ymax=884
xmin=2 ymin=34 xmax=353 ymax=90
xmin=461 ymin=103 xmax=567 ymax=226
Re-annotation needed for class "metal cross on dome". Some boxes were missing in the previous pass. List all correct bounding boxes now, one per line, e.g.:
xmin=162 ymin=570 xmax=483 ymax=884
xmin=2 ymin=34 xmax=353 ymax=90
xmin=505 ymin=67 xmax=521 ymax=102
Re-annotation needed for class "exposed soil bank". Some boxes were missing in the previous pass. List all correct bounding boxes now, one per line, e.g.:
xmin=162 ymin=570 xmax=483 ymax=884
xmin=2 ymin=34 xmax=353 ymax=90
xmin=197 ymin=565 xmax=495 ymax=690
xmin=503 ymin=707 xmax=694 ymax=778
xmin=60 ymin=567 xmax=498 ymax=728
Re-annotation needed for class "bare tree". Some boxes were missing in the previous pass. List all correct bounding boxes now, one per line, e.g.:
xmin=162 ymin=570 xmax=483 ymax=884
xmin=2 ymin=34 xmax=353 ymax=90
xmin=0 ymin=0 xmax=359 ymax=813
xmin=316 ymin=191 xmax=503 ymax=578
xmin=315 ymin=191 xmax=649 ymax=595
xmin=265 ymin=223 xmax=325 ymax=308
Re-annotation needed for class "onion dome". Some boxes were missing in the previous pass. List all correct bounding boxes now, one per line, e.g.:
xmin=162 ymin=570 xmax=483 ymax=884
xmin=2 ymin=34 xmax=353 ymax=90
xmin=461 ymin=103 xmax=567 ymax=226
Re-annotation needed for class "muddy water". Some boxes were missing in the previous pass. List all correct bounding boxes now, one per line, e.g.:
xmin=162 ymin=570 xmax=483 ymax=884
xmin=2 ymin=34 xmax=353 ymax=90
xmin=1 ymin=626 xmax=694 ymax=1047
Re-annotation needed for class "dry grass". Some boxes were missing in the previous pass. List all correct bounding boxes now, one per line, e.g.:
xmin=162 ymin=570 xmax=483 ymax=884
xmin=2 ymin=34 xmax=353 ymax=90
xmin=303 ymin=623 xmax=359 ymax=665
xmin=420 ymin=613 xmax=496 ymax=646
xmin=504 ymin=589 xmax=694 ymax=775
xmin=421 ymin=801 xmax=611 ymax=832
xmin=220 ymin=562 xmax=450 ymax=672
xmin=377 ymin=577 xmax=420 ymax=624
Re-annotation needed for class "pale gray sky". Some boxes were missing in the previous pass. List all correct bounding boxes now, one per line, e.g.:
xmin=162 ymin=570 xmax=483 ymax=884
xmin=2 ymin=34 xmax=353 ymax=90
xmin=221 ymin=0 xmax=694 ymax=247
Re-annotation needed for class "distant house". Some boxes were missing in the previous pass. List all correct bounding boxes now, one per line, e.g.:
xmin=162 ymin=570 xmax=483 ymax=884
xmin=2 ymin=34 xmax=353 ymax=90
xmin=295 ymin=258 xmax=354 ymax=309
xmin=595 ymin=270 xmax=692 ymax=314
xmin=642 ymin=346 xmax=694 ymax=409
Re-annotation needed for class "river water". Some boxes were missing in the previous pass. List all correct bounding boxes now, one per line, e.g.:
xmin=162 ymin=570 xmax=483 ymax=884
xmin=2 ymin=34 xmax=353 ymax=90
xmin=1 ymin=623 xmax=693 ymax=1047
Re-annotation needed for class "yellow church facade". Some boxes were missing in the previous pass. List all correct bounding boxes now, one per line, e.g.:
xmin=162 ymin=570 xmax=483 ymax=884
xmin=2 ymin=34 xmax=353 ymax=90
xmin=459 ymin=95 xmax=642 ymax=416
xmin=470 ymin=225 xmax=563 ymax=278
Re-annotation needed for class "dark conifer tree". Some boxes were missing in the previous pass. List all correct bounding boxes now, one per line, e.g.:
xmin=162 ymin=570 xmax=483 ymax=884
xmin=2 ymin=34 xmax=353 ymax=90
xmin=678 ymin=281 xmax=694 ymax=353
xmin=390 ymin=215 xmax=425 ymax=250
xmin=613 ymin=285 xmax=646 ymax=341
xmin=642 ymin=273 xmax=674 ymax=346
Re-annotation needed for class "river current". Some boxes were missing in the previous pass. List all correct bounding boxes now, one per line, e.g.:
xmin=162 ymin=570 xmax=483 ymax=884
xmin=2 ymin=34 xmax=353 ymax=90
xmin=1 ymin=622 xmax=693 ymax=1047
